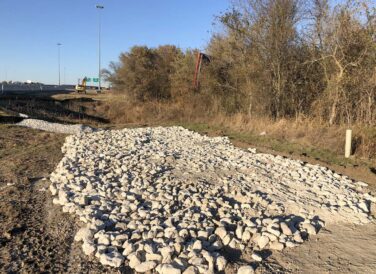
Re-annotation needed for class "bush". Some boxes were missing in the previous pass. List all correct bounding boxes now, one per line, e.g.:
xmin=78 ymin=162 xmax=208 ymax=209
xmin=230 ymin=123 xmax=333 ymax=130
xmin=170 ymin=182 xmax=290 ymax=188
xmin=106 ymin=0 xmax=375 ymax=126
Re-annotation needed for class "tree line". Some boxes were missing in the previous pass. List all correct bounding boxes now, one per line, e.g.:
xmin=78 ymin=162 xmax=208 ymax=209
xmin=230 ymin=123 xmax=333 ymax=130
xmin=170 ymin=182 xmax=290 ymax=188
xmin=104 ymin=0 xmax=375 ymax=126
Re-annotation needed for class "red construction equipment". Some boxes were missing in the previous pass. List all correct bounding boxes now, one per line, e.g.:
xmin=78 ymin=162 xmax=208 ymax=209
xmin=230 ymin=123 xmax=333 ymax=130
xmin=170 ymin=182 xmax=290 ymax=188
xmin=193 ymin=52 xmax=211 ymax=90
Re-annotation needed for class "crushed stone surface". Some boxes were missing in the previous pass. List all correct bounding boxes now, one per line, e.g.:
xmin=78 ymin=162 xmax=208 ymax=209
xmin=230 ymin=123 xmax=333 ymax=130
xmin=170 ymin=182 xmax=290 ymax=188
xmin=17 ymin=118 xmax=96 ymax=134
xmin=49 ymin=126 xmax=375 ymax=273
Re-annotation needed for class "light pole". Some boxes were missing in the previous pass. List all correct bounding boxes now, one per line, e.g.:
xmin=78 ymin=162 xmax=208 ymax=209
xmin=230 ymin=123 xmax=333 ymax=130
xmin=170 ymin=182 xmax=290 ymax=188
xmin=57 ymin=43 xmax=62 ymax=86
xmin=64 ymin=67 xmax=66 ymax=85
xmin=96 ymin=4 xmax=104 ymax=91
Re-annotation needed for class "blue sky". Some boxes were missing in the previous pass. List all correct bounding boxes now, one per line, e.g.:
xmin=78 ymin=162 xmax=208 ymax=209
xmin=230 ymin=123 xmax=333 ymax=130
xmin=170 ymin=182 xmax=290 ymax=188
xmin=0 ymin=0 xmax=229 ymax=84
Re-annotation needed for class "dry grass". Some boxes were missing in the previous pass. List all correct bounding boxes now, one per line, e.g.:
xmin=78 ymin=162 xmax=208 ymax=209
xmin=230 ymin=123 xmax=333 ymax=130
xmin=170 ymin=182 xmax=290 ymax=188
xmin=92 ymin=93 xmax=376 ymax=163
xmin=4 ymin=90 xmax=373 ymax=166
xmin=213 ymin=114 xmax=376 ymax=160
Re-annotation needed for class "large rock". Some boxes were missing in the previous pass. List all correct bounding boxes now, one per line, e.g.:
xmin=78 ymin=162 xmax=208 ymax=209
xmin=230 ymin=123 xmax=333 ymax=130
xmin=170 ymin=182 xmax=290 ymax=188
xmin=74 ymin=227 xmax=93 ymax=242
xmin=128 ymin=252 xmax=141 ymax=269
xmin=156 ymin=263 xmax=182 ymax=274
xmin=251 ymin=252 xmax=262 ymax=262
xmin=257 ymin=235 xmax=270 ymax=249
xmin=82 ymin=241 xmax=96 ymax=255
xmin=183 ymin=266 xmax=197 ymax=274
xmin=98 ymin=250 xmax=124 ymax=267
xmin=237 ymin=265 xmax=255 ymax=274
xmin=216 ymin=256 xmax=227 ymax=271
xmin=134 ymin=261 xmax=157 ymax=273
xmin=215 ymin=226 xmax=227 ymax=240
xmin=302 ymin=223 xmax=317 ymax=235
xmin=280 ymin=222 xmax=292 ymax=236
xmin=269 ymin=241 xmax=284 ymax=251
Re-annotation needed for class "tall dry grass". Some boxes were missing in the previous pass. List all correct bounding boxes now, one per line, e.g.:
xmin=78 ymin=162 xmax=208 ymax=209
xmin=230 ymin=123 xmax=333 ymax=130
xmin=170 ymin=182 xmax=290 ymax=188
xmin=97 ymin=92 xmax=375 ymax=160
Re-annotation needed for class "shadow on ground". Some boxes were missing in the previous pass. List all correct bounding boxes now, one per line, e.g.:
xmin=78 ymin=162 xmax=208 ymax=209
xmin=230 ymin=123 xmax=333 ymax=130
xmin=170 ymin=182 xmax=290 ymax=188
xmin=0 ymin=92 xmax=109 ymax=125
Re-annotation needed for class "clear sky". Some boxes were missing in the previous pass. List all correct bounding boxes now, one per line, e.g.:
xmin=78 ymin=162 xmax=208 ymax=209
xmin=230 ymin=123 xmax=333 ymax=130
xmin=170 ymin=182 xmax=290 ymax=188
xmin=0 ymin=0 xmax=230 ymax=85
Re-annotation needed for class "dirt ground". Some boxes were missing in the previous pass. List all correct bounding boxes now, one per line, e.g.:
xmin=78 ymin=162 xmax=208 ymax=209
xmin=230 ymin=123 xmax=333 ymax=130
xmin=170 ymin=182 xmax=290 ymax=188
xmin=1 ymin=124 xmax=375 ymax=273
xmin=0 ymin=125 xmax=123 ymax=273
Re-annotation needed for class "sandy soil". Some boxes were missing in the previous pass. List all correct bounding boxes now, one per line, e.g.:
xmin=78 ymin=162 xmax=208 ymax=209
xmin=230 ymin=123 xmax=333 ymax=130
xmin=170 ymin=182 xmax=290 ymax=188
xmin=0 ymin=125 xmax=375 ymax=273
xmin=275 ymin=223 xmax=376 ymax=273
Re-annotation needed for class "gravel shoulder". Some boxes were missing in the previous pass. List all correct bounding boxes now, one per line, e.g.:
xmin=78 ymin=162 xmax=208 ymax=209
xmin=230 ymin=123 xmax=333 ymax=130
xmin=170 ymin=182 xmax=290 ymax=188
xmin=0 ymin=125 xmax=375 ymax=273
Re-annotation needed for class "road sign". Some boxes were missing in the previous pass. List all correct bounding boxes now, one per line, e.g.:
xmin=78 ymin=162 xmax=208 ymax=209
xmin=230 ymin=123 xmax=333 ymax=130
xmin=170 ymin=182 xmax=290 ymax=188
xmin=86 ymin=78 xmax=92 ymax=82
xmin=93 ymin=78 xmax=99 ymax=82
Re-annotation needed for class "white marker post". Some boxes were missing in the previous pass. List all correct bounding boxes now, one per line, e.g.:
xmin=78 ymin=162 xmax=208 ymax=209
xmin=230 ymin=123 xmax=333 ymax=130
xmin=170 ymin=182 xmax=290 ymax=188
xmin=345 ymin=129 xmax=352 ymax=158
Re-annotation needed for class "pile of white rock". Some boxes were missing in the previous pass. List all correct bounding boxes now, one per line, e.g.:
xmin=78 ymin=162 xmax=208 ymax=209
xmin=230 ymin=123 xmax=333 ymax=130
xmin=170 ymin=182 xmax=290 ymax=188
xmin=49 ymin=127 xmax=375 ymax=273
xmin=17 ymin=118 xmax=96 ymax=134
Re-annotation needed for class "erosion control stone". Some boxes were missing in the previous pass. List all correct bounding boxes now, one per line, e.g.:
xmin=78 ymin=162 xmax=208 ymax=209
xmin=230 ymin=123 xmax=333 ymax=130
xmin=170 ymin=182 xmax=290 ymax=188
xmin=49 ymin=126 xmax=375 ymax=272
xmin=237 ymin=265 xmax=255 ymax=274
xmin=17 ymin=118 xmax=96 ymax=134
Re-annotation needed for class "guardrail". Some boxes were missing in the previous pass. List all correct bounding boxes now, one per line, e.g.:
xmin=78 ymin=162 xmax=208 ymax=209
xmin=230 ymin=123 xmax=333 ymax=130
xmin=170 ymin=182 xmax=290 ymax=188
xmin=0 ymin=84 xmax=72 ymax=95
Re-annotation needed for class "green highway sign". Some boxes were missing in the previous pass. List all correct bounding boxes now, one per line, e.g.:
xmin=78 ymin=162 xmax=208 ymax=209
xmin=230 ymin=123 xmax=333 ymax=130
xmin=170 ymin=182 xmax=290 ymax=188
xmin=86 ymin=78 xmax=92 ymax=82
xmin=93 ymin=78 xmax=99 ymax=82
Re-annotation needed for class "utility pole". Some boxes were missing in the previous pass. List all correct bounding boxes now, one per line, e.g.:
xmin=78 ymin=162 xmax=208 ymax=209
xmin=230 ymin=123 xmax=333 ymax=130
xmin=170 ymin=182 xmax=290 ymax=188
xmin=96 ymin=4 xmax=104 ymax=91
xmin=57 ymin=43 xmax=62 ymax=86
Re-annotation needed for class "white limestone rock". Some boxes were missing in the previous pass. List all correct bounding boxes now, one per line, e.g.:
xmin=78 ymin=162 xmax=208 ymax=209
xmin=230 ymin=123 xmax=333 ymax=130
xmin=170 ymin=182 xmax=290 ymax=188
xmin=48 ymin=126 xmax=375 ymax=269
xmin=302 ymin=223 xmax=317 ymax=235
xmin=251 ymin=252 xmax=262 ymax=262
xmin=216 ymin=256 xmax=227 ymax=271
xmin=280 ymin=222 xmax=292 ymax=236
xmin=82 ymin=241 xmax=96 ymax=256
xmin=128 ymin=252 xmax=141 ymax=269
xmin=269 ymin=241 xmax=284 ymax=251
xmin=134 ymin=261 xmax=157 ymax=273
xmin=74 ymin=227 xmax=93 ymax=242
xmin=215 ymin=226 xmax=227 ymax=240
xmin=183 ymin=266 xmax=198 ymax=274
xmin=99 ymin=250 xmax=124 ymax=268
xmin=157 ymin=264 xmax=182 ymax=274
xmin=257 ymin=235 xmax=270 ymax=249
xmin=237 ymin=265 xmax=255 ymax=274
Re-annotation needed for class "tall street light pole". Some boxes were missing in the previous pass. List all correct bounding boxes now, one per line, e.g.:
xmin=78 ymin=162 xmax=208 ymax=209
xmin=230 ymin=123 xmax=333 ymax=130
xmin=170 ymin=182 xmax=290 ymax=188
xmin=57 ymin=43 xmax=62 ymax=86
xmin=96 ymin=4 xmax=104 ymax=91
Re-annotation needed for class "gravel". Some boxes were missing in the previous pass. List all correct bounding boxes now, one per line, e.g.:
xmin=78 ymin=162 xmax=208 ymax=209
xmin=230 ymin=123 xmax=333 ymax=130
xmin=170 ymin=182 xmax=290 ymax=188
xmin=17 ymin=118 xmax=96 ymax=134
xmin=48 ymin=126 xmax=375 ymax=273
